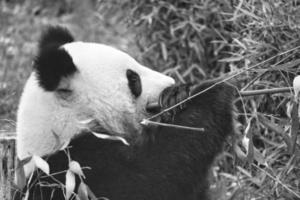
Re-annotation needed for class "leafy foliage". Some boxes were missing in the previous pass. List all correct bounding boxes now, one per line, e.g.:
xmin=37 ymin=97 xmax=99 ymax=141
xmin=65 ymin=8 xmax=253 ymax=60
xmin=15 ymin=152 xmax=99 ymax=200
xmin=118 ymin=0 xmax=300 ymax=199
xmin=125 ymin=0 xmax=300 ymax=82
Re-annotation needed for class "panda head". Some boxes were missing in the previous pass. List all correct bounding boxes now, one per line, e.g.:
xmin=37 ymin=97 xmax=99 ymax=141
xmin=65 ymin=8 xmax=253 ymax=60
xmin=17 ymin=26 xmax=174 ymax=160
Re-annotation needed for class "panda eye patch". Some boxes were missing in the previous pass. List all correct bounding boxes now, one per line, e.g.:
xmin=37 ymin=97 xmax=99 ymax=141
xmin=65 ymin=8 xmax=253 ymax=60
xmin=126 ymin=69 xmax=142 ymax=98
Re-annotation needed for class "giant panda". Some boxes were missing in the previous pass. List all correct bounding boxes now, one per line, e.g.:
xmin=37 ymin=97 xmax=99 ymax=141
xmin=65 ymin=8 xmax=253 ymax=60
xmin=14 ymin=26 xmax=235 ymax=200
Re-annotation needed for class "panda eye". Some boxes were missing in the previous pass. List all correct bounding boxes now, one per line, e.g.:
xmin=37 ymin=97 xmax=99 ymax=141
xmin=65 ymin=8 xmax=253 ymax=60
xmin=56 ymin=88 xmax=72 ymax=93
xmin=126 ymin=69 xmax=142 ymax=98
xmin=56 ymin=88 xmax=73 ymax=99
xmin=57 ymin=88 xmax=72 ymax=93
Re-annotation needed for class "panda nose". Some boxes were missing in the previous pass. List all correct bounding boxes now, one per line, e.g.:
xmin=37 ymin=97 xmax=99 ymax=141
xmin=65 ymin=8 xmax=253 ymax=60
xmin=163 ymin=76 xmax=175 ymax=87
xmin=154 ymin=75 xmax=174 ymax=92
xmin=146 ymin=101 xmax=161 ymax=113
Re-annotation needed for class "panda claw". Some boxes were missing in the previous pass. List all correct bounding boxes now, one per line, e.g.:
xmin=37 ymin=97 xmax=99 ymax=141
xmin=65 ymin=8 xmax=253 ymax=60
xmin=159 ymin=84 xmax=191 ymax=109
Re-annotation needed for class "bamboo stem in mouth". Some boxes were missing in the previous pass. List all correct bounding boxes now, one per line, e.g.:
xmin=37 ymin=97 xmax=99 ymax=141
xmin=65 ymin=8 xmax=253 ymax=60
xmin=141 ymin=119 xmax=205 ymax=132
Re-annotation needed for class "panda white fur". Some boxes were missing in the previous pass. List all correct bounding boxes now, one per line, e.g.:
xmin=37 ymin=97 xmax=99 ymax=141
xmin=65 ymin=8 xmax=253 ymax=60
xmin=15 ymin=26 xmax=235 ymax=200
xmin=17 ymin=26 xmax=174 ymax=176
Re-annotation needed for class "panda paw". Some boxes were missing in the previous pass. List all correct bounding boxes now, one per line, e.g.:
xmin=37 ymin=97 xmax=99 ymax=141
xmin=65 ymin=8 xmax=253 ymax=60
xmin=159 ymin=84 xmax=191 ymax=122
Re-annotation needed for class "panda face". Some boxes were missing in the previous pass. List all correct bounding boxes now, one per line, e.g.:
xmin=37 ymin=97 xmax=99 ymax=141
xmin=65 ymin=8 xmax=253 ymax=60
xmin=16 ymin=26 xmax=174 ymax=163
xmin=58 ymin=41 xmax=175 ymax=135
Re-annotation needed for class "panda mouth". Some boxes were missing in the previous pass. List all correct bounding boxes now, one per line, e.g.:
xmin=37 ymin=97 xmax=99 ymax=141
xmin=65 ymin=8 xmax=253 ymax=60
xmin=79 ymin=118 xmax=113 ymax=135
xmin=79 ymin=118 xmax=130 ymax=144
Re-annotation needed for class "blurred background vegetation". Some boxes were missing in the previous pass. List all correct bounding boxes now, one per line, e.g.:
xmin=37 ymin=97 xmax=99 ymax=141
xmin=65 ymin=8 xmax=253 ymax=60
xmin=1 ymin=0 xmax=300 ymax=199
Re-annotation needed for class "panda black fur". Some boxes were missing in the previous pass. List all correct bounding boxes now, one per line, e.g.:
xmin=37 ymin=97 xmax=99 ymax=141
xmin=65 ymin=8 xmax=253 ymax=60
xmin=14 ymin=26 xmax=235 ymax=200
xmin=35 ymin=26 xmax=77 ymax=91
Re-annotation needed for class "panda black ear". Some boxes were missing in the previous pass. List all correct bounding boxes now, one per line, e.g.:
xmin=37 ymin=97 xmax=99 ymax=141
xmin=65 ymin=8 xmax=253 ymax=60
xmin=39 ymin=26 xmax=74 ymax=50
xmin=34 ymin=26 xmax=77 ymax=91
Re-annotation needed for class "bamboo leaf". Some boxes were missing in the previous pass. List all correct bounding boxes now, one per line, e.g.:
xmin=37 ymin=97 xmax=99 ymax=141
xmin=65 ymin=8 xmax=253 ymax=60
xmin=160 ymin=42 xmax=168 ymax=61
xmin=290 ymin=101 xmax=299 ymax=154
xmin=218 ymin=56 xmax=244 ymax=62
xmin=69 ymin=160 xmax=85 ymax=179
xmin=242 ymin=118 xmax=254 ymax=163
xmin=293 ymin=75 xmax=300 ymax=99
xmin=258 ymin=114 xmax=292 ymax=151
xmin=65 ymin=170 xmax=76 ymax=200
xmin=78 ymin=182 xmax=89 ymax=200
xmin=32 ymin=155 xmax=49 ymax=175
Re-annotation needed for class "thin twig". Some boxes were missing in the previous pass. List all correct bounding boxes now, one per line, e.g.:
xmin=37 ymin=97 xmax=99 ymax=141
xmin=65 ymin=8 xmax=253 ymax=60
xmin=241 ymin=70 xmax=268 ymax=91
xmin=241 ymin=51 xmax=296 ymax=91
xmin=147 ymin=87 xmax=294 ymax=110
xmin=141 ymin=119 xmax=205 ymax=132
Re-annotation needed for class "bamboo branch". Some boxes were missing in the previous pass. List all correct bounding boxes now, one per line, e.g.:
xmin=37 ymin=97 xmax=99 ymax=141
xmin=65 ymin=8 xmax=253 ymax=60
xmin=146 ymin=87 xmax=293 ymax=110
xmin=239 ymin=87 xmax=293 ymax=96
